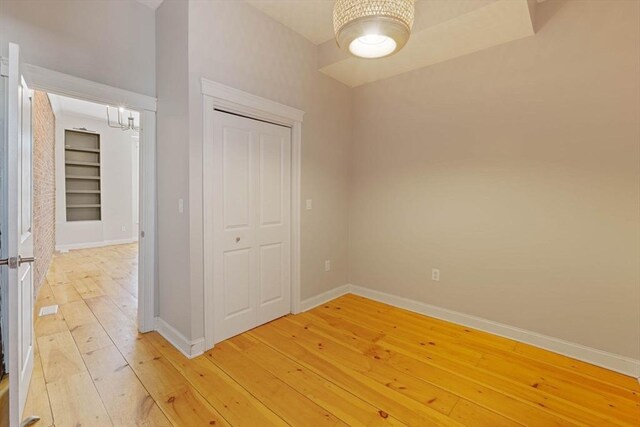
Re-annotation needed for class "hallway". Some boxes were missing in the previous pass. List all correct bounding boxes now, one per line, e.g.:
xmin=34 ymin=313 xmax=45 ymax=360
xmin=24 ymin=244 xmax=168 ymax=426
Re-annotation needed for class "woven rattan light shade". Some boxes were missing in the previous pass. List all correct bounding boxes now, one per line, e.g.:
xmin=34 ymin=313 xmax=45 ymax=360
xmin=333 ymin=0 xmax=415 ymax=58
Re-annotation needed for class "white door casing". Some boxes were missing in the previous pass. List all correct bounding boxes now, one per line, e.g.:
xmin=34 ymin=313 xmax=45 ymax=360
xmin=20 ymin=63 xmax=157 ymax=334
xmin=4 ymin=43 xmax=35 ymax=426
xmin=211 ymin=111 xmax=291 ymax=343
xmin=1 ymin=47 xmax=158 ymax=423
xmin=202 ymin=79 xmax=304 ymax=350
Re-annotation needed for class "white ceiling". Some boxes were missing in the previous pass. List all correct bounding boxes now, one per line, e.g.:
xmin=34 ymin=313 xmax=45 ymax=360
xmin=134 ymin=0 xmax=538 ymax=87
xmin=135 ymin=0 xmax=164 ymax=10
xmin=247 ymin=0 xmax=538 ymax=87
xmin=48 ymin=94 xmax=140 ymax=126
xmin=320 ymin=0 xmax=536 ymax=87
xmin=246 ymin=0 xmax=336 ymax=45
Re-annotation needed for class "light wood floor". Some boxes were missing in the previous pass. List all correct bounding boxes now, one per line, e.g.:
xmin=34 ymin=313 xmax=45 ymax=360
xmin=27 ymin=244 xmax=639 ymax=426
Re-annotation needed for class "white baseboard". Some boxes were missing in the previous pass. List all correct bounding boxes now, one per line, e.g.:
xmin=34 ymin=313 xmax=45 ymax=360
xmin=154 ymin=317 xmax=204 ymax=359
xmin=341 ymin=284 xmax=640 ymax=378
xmin=300 ymin=284 xmax=351 ymax=312
xmin=56 ymin=238 xmax=137 ymax=252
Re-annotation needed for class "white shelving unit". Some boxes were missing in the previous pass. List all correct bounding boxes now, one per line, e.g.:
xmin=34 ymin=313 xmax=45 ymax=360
xmin=64 ymin=129 xmax=102 ymax=221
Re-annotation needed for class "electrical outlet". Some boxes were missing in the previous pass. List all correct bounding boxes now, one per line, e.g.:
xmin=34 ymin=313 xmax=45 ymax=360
xmin=121 ymin=225 xmax=126 ymax=232
xmin=324 ymin=260 xmax=331 ymax=272
xmin=306 ymin=199 xmax=313 ymax=210
xmin=178 ymin=198 xmax=184 ymax=213
xmin=431 ymin=268 xmax=440 ymax=281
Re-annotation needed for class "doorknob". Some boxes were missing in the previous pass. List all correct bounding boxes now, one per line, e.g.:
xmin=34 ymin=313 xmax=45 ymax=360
xmin=0 ymin=257 xmax=17 ymax=268
xmin=235 ymin=237 xmax=241 ymax=243
xmin=0 ymin=256 xmax=36 ymax=268
xmin=19 ymin=256 xmax=36 ymax=265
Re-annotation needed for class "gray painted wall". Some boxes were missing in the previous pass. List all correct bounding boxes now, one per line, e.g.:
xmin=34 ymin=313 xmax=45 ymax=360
xmin=154 ymin=0 xmax=352 ymax=341
xmin=156 ymin=0 xmax=192 ymax=341
xmin=185 ymin=0 xmax=352 ymax=340
xmin=349 ymin=0 xmax=640 ymax=359
xmin=0 ymin=0 xmax=156 ymax=96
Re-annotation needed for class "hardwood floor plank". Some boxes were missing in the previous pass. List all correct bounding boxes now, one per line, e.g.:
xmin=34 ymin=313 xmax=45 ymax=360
xmin=248 ymin=322 xmax=465 ymax=426
xmin=308 ymin=299 xmax=631 ymax=426
xmin=146 ymin=332 xmax=288 ymax=427
xmin=381 ymin=331 xmax=639 ymax=405
xmin=50 ymin=283 xmax=82 ymax=305
xmin=46 ymin=372 xmax=112 ymax=427
xmin=87 ymin=293 xmax=229 ymax=427
xmin=321 ymin=297 xmax=510 ymax=357
xmin=34 ymin=308 xmax=68 ymax=338
xmin=273 ymin=315 xmax=579 ymax=427
xmin=34 ymin=281 xmax=57 ymax=308
xmin=341 ymin=295 xmax=640 ymax=395
xmin=206 ymin=338 xmax=351 ymax=427
xmin=514 ymin=342 xmax=640 ymax=393
xmin=83 ymin=345 xmax=172 ymax=427
xmin=159 ymin=385 xmax=230 ymax=427
xmin=37 ymin=331 xmax=87 ymax=383
xmin=83 ymin=295 xmax=142 ymax=357
xmin=59 ymin=299 xmax=98 ymax=330
xmin=46 ymin=270 xmax=70 ymax=286
xmin=30 ymin=244 xmax=637 ymax=427
xmin=82 ymin=345 xmax=130 ymax=379
xmin=70 ymin=322 xmax=114 ymax=354
xmin=299 ymin=310 xmax=483 ymax=365
xmin=71 ymin=277 xmax=105 ymax=299
xmin=273 ymin=316 xmax=461 ymax=414
xmin=228 ymin=333 xmax=407 ymax=427
xmin=476 ymin=353 xmax=640 ymax=422
xmin=127 ymin=347 xmax=187 ymax=399
xmin=386 ymin=349 xmax=589 ymax=426
xmin=311 ymin=297 xmax=638 ymax=425
xmin=91 ymin=275 xmax=138 ymax=321
xmin=449 ymin=400 xmax=523 ymax=427
xmin=23 ymin=353 xmax=54 ymax=427
xmin=341 ymin=294 xmax=518 ymax=352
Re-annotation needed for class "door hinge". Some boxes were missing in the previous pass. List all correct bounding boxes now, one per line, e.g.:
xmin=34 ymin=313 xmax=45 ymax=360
xmin=140 ymin=231 xmax=145 ymax=238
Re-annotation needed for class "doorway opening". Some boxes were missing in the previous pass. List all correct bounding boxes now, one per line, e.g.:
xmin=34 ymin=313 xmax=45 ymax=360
xmin=1 ymin=51 xmax=157 ymax=426
xmin=35 ymin=93 xmax=141 ymax=323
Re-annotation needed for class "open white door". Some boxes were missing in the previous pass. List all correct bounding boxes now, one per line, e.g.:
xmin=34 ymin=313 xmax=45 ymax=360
xmin=2 ymin=43 xmax=35 ymax=427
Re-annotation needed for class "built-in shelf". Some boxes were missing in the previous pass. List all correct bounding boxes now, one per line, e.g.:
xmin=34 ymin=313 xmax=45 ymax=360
xmin=66 ymin=190 xmax=101 ymax=194
xmin=64 ymin=147 xmax=100 ymax=153
xmin=65 ymin=130 xmax=101 ymax=222
xmin=65 ymin=160 xmax=100 ymax=167
xmin=66 ymin=175 xmax=101 ymax=180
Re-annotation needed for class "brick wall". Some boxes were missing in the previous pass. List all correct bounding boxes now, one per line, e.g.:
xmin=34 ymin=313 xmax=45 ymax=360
xmin=32 ymin=91 xmax=56 ymax=296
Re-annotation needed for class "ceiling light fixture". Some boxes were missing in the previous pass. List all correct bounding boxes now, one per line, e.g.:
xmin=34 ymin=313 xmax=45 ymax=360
xmin=106 ymin=106 xmax=140 ymax=132
xmin=334 ymin=0 xmax=415 ymax=59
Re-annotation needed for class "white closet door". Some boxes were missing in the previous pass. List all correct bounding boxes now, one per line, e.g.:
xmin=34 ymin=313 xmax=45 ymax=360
xmin=212 ymin=111 xmax=291 ymax=343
